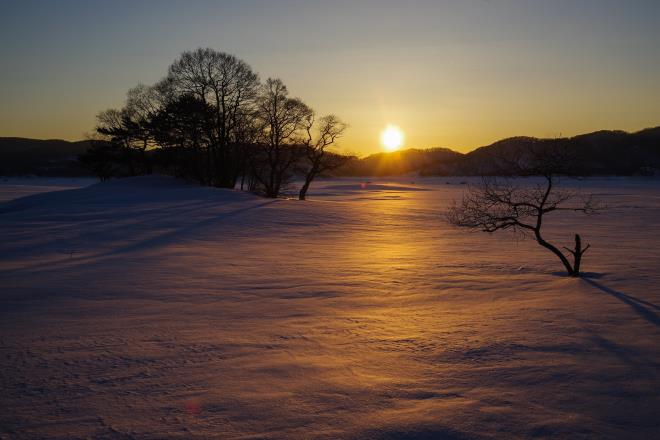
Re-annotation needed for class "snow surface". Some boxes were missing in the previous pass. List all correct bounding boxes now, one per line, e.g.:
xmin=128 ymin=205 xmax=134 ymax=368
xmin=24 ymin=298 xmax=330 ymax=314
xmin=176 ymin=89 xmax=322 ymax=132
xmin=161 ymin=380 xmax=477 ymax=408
xmin=0 ymin=177 xmax=96 ymax=203
xmin=1 ymin=175 xmax=659 ymax=439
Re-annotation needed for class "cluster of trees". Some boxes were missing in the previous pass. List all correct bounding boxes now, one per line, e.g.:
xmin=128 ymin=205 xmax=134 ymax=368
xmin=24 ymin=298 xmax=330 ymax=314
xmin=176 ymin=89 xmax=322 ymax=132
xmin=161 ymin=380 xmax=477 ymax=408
xmin=82 ymin=48 xmax=348 ymax=199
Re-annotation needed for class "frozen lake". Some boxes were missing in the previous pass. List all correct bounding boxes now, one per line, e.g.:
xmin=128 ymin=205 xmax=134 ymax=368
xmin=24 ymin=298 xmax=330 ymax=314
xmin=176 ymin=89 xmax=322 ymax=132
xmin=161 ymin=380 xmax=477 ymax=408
xmin=1 ymin=176 xmax=659 ymax=439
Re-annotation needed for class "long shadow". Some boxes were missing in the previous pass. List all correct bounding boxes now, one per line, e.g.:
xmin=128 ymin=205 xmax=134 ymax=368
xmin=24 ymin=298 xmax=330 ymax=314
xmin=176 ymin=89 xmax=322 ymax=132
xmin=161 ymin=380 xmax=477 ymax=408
xmin=587 ymin=333 xmax=660 ymax=373
xmin=583 ymin=278 xmax=660 ymax=327
xmin=0 ymin=198 xmax=223 ymax=257
xmin=11 ymin=199 xmax=280 ymax=274
xmin=360 ymin=427 xmax=473 ymax=440
xmin=102 ymin=199 xmax=279 ymax=257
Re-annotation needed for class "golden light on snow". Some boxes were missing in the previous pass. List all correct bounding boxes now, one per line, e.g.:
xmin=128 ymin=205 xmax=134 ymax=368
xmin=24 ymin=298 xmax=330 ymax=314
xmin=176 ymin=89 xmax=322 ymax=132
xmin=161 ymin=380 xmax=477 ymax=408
xmin=381 ymin=125 xmax=404 ymax=152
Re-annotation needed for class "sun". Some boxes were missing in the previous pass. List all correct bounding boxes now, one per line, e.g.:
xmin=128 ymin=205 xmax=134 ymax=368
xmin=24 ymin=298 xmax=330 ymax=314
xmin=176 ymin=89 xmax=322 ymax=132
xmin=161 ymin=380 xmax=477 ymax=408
xmin=381 ymin=125 xmax=404 ymax=152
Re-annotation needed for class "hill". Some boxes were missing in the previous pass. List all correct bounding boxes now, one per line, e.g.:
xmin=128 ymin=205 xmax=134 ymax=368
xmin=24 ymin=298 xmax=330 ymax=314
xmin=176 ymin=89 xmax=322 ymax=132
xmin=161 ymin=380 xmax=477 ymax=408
xmin=0 ymin=137 xmax=92 ymax=176
xmin=338 ymin=147 xmax=464 ymax=176
xmin=435 ymin=128 xmax=660 ymax=176
xmin=338 ymin=126 xmax=660 ymax=176
xmin=4 ymin=126 xmax=660 ymax=177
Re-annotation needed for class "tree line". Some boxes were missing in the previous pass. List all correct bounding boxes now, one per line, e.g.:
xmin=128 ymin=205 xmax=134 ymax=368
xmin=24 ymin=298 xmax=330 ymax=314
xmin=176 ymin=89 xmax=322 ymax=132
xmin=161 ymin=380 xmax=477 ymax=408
xmin=81 ymin=48 xmax=348 ymax=199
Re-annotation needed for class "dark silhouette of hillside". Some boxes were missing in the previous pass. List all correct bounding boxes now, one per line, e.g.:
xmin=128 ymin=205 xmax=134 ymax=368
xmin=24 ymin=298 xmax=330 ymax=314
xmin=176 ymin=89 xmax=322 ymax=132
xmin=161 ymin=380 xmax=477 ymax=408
xmin=419 ymin=127 xmax=660 ymax=176
xmin=0 ymin=137 xmax=92 ymax=176
xmin=3 ymin=125 xmax=660 ymax=177
xmin=338 ymin=126 xmax=660 ymax=176
xmin=339 ymin=147 xmax=463 ymax=176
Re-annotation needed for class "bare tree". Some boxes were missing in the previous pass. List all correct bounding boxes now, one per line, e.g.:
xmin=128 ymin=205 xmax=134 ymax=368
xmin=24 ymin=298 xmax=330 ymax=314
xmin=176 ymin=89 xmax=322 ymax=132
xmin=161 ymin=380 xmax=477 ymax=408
xmin=298 ymin=114 xmax=348 ymax=200
xmin=447 ymin=144 xmax=599 ymax=277
xmin=253 ymin=78 xmax=312 ymax=198
xmin=166 ymin=48 xmax=260 ymax=187
xmin=124 ymin=84 xmax=161 ymax=173
xmin=232 ymin=108 xmax=262 ymax=191
xmin=95 ymin=84 xmax=161 ymax=175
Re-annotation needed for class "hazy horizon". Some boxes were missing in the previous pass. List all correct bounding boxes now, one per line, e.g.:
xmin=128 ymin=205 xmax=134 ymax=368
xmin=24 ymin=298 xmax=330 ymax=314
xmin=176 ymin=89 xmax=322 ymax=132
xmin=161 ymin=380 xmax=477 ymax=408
xmin=2 ymin=0 xmax=660 ymax=154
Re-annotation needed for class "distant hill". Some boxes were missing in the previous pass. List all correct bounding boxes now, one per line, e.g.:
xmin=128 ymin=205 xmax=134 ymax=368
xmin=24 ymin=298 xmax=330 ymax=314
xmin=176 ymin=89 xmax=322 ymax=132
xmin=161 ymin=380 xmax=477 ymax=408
xmin=338 ymin=126 xmax=660 ymax=176
xmin=0 ymin=137 xmax=92 ymax=176
xmin=338 ymin=147 xmax=463 ymax=176
xmin=435 ymin=127 xmax=660 ymax=176
xmin=4 ymin=126 xmax=660 ymax=177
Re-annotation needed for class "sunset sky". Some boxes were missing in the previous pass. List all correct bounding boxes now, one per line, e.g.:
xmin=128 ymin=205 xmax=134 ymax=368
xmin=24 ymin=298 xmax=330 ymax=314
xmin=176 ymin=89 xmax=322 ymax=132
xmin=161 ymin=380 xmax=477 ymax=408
xmin=1 ymin=0 xmax=660 ymax=155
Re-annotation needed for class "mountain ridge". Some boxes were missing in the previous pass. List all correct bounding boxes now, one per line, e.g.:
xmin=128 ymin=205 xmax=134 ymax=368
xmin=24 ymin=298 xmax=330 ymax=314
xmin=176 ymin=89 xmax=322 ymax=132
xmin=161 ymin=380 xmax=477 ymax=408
xmin=2 ymin=125 xmax=659 ymax=176
xmin=340 ymin=126 xmax=660 ymax=176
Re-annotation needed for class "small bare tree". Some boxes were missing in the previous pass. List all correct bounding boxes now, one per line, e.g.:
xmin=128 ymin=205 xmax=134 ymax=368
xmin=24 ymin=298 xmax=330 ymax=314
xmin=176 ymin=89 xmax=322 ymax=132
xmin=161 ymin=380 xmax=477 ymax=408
xmin=447 ymin=144 xmax=599 ymax=277
xmin=253 ymin=78 xmax=312 ymax=198
xmin=298 ymin=114 xmax=348 ymax=200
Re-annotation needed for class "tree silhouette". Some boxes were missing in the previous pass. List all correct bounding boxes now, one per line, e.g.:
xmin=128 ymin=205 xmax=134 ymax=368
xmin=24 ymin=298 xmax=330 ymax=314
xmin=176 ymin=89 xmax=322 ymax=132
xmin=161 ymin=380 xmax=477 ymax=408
xmin=298 ymin=114 xmax=348 ymax=200
xmin=79 ymin=140 xmax=122 ymax=181
xmin=95 ymin=85 xmax=160 ymax=175
xmin=85 ymin=48 xmax=349 ymax=191
xmin=252 ymin=78 xmax=312 ymax=198
xmin=447 ymin=143 xmax=599 ymax=276
xmin=165 ymin=48 xmax=260 ymax=187
xmin=149 ymin=94 xmax=215 ymax=183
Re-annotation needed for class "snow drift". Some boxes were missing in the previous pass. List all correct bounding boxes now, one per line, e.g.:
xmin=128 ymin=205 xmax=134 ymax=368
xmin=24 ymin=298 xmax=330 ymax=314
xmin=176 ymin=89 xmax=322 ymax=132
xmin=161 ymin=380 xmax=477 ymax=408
xmin=1 ymin=175 xmax=659 ymax=439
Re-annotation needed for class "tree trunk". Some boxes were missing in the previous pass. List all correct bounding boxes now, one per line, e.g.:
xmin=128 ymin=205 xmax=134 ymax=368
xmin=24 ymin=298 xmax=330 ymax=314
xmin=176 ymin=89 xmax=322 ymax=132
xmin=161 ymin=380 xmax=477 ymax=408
xmin=298 ymin=181 xmax=310 ymax=200
xmin=571 ymin=234 xmax=584 ymax=277
xmin=299 ymin=162 xmax=320 ymax=200
xmin=206 ymin=146 xmax=213 ymax=186
xmin=534 ymin=229 xmax=575 ymax=276
xmin=299 ymin=172 xmax=316 ymax=200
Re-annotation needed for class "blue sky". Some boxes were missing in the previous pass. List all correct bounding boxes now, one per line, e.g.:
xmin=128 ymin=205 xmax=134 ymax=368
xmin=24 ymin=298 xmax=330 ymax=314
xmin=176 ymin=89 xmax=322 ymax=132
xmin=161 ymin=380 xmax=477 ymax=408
xmin=1 ymin=0 xmax=660 ymax=153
